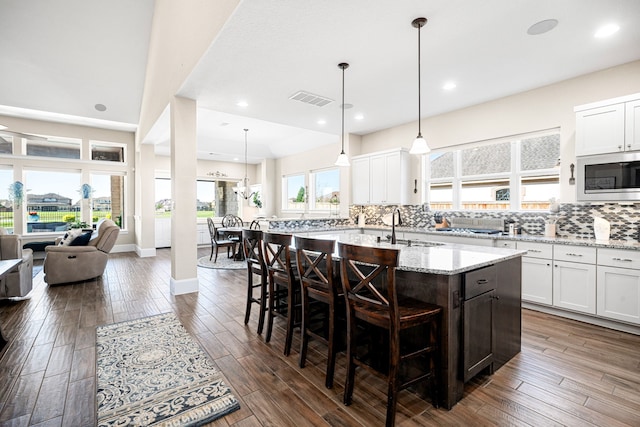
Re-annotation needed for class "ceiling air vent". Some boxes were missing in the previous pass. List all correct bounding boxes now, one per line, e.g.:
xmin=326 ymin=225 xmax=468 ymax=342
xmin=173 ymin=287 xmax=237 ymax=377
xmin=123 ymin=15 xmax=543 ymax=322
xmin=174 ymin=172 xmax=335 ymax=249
xmin=289 ymin=91 xmax=333 ymax=107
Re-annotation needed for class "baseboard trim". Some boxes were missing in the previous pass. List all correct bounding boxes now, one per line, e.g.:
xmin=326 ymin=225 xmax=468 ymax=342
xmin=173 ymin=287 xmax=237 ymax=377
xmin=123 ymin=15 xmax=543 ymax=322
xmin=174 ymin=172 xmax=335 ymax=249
xmin=170 ymin=277 xmax=199 ymax=295
xmin=134 ymin=246 xmax=157 ymax=258
xmin=522 ymin=302 xmax=640 ymax=336
xmin=112 ymin=244 xmax=136 ymax=254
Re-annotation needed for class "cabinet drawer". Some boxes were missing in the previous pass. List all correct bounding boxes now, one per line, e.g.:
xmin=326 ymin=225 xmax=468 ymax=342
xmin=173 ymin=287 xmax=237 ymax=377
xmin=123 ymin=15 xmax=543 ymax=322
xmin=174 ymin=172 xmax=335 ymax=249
xmin=597 ymin=248 xmax=640 ymax=269
xmin=553 ymin=245 xmax=596 ymax=264
xmin=495 ymin=240 xmax=516 ymax=249
xmin=516 ymin=241 xmax=552 ymax=259
xmin=464 ymin=264 xmax=497 ymax=299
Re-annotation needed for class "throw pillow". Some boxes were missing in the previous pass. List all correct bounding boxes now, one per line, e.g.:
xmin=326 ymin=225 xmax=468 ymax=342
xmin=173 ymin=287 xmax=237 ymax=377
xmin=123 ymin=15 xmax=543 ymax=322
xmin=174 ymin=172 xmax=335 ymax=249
xmin=69 ymin=231 xmax=93 ymax=246
xmin=58 ymin=229 xmax=83 ymax=246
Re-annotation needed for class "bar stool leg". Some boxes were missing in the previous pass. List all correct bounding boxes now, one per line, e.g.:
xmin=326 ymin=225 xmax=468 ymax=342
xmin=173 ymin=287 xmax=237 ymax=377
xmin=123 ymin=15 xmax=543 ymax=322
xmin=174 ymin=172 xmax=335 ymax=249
xmin=257 ymin=271 xmax=267 ymax=335
xmin=244 ymin=268 xmax=254 ymax=326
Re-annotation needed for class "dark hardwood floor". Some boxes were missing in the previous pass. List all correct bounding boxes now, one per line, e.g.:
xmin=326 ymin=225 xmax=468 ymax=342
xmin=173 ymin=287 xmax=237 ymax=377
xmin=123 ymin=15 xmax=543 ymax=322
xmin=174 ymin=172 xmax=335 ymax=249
xmin=0 ymin=248 xmax=639 ymax=426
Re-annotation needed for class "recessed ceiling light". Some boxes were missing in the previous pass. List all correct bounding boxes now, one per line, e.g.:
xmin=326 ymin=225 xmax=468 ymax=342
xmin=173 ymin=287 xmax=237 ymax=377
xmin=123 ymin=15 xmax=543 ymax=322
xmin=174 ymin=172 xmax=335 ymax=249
xmin=233 ymin=157 xmax=239 ymax=162
xmin=354 ymin=114 xmax=364 ymax=120
xmin=527 ymin=19 xmax=559 ymax=35
xmin=317 ymin=119 xmax=326 ymax=125
xmin=219 ymin=122 xmax=230 ymax=127
xmin=594 ymin=23 xmax=620 ymax=38
xmin=95 ymin=103 xmax=107 ymax=112
xmin=443 ymin=81 xmax=457 ymax=90
xmin=0 ymin=124 xmax=7 ymax=130
xmin=236 ymin=101 xmax=248 ymax=107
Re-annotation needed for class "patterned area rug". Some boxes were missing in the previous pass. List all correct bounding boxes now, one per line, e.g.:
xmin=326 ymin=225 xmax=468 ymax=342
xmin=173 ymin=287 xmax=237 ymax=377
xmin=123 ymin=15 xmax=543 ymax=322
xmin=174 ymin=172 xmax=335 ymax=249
xmin=197 ymin=255 xmax=246 ymax=270
xmin=96 ymin=313 xmax=240 ymax=426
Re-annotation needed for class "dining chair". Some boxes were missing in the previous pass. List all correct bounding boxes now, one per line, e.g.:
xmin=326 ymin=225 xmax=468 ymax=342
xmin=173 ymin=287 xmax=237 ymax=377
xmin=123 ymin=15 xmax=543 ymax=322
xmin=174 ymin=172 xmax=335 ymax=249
xmin=207 ymin=217 xmax=236 ymax=262
xmin=242 ymin=228 xmax=268 ymax=334
xmin=295 ymin=235 xmax=343 ymax=389
xmin=338 ymin=242 xmax=442 ymax=427
xmin=262 ymin=231 xmax=300 ymax=356
xmin=249 ymin=219 xmax=261 ymax=230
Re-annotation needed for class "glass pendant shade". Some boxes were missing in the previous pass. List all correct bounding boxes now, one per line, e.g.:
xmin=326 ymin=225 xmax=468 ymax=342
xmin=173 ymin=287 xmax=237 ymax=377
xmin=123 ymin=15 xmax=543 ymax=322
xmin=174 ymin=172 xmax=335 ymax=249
xmin=409 ymin=133 xmax=430 ymax=154
xmin=335 ymin=151 xmax=350 ymax=166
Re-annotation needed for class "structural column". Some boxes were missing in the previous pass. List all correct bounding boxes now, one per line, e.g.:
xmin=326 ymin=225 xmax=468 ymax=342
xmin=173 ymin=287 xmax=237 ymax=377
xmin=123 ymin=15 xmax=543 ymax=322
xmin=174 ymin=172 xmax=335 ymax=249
xmin=169 ymin=96 xmax=198 ymax=295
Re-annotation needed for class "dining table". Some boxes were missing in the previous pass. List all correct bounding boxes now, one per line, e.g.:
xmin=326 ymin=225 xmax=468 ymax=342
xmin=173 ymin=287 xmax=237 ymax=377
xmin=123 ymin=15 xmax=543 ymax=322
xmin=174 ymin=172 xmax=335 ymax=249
xmin=218 ymin=226 xmax=245 ymax=260
xmin=0 ymin=258 xmax=25 ymax=353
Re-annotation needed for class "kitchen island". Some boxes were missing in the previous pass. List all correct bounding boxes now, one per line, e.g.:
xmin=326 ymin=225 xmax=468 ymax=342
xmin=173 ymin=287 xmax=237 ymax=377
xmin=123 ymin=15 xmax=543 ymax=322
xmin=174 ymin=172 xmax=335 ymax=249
xmin=302 ymin=233 xmax=525 ymax=409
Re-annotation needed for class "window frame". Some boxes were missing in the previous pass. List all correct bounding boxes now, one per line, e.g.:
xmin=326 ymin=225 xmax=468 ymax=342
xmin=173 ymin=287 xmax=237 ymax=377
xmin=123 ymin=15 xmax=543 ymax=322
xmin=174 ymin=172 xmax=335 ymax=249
xmin=423 ymin=129 xmax=560 ymax=211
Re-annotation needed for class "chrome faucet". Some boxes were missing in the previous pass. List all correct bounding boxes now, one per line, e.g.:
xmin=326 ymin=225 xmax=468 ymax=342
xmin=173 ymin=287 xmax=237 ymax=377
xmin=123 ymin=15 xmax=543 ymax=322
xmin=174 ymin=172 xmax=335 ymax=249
xmin=391 ymin=207 xmax=402 ymax=244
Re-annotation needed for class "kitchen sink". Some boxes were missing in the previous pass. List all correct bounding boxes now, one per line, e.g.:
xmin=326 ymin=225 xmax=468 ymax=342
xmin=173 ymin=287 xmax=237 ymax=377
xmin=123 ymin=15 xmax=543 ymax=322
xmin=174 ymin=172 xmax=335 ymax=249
xmin=397 ymin=239 xmax=445 ymax=247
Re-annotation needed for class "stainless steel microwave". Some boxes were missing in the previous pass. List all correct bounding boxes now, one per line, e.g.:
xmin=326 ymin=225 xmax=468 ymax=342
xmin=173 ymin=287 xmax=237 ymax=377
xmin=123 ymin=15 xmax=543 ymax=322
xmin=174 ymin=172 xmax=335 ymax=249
xmin=577 ymin=152 xmax=640 ymax=201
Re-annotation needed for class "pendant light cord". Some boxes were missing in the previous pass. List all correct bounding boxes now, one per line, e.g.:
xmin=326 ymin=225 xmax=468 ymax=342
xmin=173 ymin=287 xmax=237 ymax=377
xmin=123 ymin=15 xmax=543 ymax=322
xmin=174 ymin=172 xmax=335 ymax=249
xmin=417 ymin=22 xmax=422 ymax=137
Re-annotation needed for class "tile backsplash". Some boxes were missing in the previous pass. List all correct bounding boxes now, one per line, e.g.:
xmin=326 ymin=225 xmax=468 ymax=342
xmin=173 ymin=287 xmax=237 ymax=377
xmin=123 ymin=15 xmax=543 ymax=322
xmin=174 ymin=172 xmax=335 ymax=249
xmin=350 ymin=203 xmax=640 ymax=242
xmin=268 ymin=203 xmax=640 ymax=242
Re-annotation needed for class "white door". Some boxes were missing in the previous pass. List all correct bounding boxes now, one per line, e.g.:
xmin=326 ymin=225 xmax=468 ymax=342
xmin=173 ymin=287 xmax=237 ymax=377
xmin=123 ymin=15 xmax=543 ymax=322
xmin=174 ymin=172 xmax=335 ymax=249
xmin=522 ymin=257 xmax=553 ymax=305
xmin=552 ymin=260 xmax=596 ymax=314
xmin=575 ymin=103 xmax=625 ymax=155
xmin=597 ymin=266 xmax=640 ymax=325
xmin=351 ymin=157 xmax=370 ymax=205
xmin=626 ymin=99 xmax=640 ymax=151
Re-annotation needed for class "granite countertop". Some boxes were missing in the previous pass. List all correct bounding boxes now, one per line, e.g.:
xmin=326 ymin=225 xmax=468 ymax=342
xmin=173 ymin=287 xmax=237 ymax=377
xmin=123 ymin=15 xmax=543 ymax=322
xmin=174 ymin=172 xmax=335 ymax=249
xmin=297 ymin=233 xmax=525 ymax=276
xmin=273 ymin=223 xmax=640 ymax=251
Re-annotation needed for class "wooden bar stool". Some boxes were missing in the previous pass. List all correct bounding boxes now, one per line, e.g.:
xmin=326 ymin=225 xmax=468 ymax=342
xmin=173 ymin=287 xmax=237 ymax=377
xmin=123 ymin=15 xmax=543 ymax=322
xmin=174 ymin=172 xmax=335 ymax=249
xmin=295 ymin=235 xmax=343 ymax=389
xmin=338 ymin=242 xmax=442 ymax=427
xmin=263 ymin=232 xmax=301 ymax=356
xmin=242 ymin=229 xmax=268 ymax=334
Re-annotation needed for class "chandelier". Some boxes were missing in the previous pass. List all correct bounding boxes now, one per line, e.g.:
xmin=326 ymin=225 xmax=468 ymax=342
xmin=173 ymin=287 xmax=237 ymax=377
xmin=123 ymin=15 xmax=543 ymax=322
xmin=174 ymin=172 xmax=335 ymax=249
xmin=235 ymin=128 xmax=256 ymax=200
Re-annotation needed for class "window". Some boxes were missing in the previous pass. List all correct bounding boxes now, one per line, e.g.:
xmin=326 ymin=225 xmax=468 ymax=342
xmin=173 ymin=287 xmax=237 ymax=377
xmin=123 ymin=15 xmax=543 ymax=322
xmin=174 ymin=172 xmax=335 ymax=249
xmin=0 ymin=168 xmax=14 ymax=232
xmin=310 ymin=168 xmax=340 ymax=211
xmin=26 ymin=136 xmax=81 ymax=159
xmin=91 ymin=141 xmax=125 ymax=162
xmin=282 ymin=169 xmax=341 ymax=213
xmin=155 ymin=178 xmax=239 ymax=218
xmin=0 ymin=135 xmax=12 ymax=155
xmin=282 ymin=174 xmax=306 ymax=211
xmin=427 ymin=130 xmax=560 ymax=211
xmin=25 ymin=169 xmax=81 ymax=233
xmin=91 ymin=173 xmax=125 ymax=227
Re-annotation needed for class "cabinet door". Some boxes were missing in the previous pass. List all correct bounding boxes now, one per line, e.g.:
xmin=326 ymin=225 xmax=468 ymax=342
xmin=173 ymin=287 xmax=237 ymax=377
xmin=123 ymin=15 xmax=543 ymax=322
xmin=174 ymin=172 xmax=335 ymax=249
xmin=384 ymin=151 xmax=402 ymax=204
xmin=597 ymin=266 xmax=640 ymax=325
xmin=626 ymin=99 xmax=640 ymax=151
xmin=369 ymin=154 xmax=387 ymax=204
xmin=197 ymin=223 xmax=209 ymax=245
xmin=522 ymin=257 xmax=553 ymax=305
xmin=352 ymin=157 xmax=370 ymax=204
xmin=463 ymin=290 xmax=495 ymax=382
xmin=553 ymin=260 xmax=596 ymax=314
xmin=575 ymin=103 xmax=625 ymax=156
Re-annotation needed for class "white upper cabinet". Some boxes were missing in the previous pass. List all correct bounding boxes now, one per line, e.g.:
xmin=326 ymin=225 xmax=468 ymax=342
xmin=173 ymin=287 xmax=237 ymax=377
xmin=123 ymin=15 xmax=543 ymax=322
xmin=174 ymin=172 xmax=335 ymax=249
xmin=575 ymin=93 xmax=640 ymax=156
xmin=351 ymin=149 xmax=410 ymax=205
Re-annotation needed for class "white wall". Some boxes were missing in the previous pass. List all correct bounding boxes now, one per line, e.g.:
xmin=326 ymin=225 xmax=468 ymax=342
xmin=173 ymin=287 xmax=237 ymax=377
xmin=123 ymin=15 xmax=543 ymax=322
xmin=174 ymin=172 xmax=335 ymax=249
xmin=361 ymin=60 xmax=640 ymax=203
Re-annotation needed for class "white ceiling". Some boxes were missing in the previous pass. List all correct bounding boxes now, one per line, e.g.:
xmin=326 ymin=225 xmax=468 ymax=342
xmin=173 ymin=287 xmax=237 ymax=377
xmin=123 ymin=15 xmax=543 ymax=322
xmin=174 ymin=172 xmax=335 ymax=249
xmin=1 ymin=0 xmax=640 ymax=164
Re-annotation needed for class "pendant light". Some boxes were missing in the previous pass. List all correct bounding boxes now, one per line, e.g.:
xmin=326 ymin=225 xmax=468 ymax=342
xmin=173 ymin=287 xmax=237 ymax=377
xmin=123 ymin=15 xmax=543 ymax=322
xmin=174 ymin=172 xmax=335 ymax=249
xmin=409 ymin=17 xmax=430 ymax=155
xmin=235 ymin=128 xmax=256 ymax=200
xmin=335 ymin=62 xmax=350 ymax=166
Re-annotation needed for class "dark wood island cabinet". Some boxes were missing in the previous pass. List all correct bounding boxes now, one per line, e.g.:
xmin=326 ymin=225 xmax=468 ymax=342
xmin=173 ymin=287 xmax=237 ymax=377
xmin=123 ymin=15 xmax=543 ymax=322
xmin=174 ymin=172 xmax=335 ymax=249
xmin=297 ymin=233 xmax=525 ymax=409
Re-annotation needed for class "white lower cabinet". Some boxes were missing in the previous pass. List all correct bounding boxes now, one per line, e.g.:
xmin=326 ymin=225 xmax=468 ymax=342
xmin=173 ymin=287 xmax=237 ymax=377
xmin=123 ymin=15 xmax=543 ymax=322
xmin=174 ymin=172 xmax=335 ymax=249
xmin=597 ymin=267 xmax=640 ymax=324
xmin=197 ymin=223 xmax=209 ymax=245
xmin=596 ymin=248 xmax=640 ymax=325
xmin=522 ymin=257 xmax=553 ymax=305
xmin=552 ymin=245 xmax=597 ymax=314
xmin=517 ymin=241 xmax=553 ymax=305
xmin=553 ymin=260 xmax=596 ymax=314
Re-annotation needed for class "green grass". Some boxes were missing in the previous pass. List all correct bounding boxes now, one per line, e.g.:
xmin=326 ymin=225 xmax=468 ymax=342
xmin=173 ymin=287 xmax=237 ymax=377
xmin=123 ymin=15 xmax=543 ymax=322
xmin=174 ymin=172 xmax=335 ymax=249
xmin=0 ymin=211 xmax=113 ymax=228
